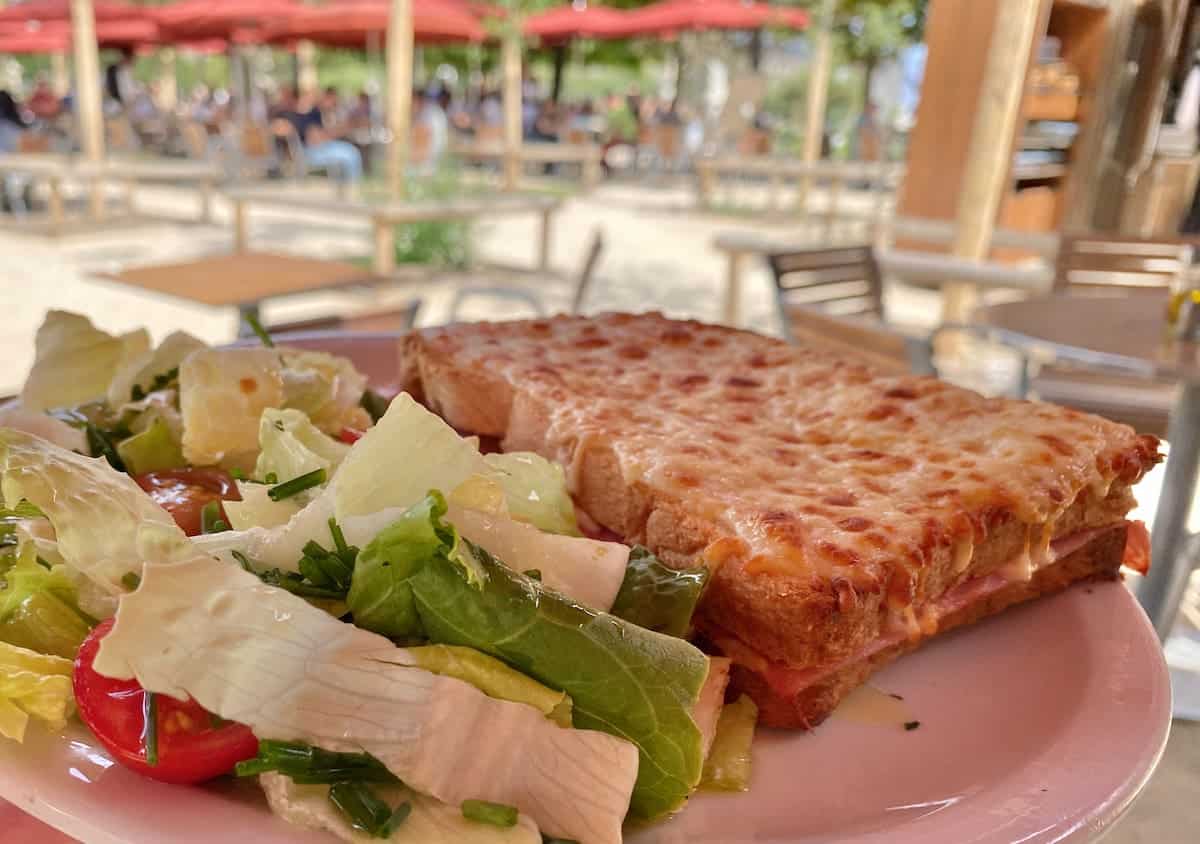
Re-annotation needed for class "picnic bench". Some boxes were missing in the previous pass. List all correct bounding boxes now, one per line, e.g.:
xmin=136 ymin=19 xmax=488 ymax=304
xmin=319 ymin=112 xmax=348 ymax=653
xmin=0 ymin=153 xmax=222 ymax=233
xmin=452 ymin=140 xmax=603 ymax=190
xmin=224 ymin=188 xmax=565 ymax=275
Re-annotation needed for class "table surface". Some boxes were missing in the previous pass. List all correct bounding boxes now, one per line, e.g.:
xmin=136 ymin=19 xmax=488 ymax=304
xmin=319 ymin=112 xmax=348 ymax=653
xmin=99 ymin=252 xmax=379 ymax=308
xmin=975 ymin=292 xmax=1200 ymax=381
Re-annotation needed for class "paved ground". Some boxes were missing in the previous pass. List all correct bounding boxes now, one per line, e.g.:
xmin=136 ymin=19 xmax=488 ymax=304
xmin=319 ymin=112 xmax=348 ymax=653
xmin=0 ymin=177 xmax=1195 ymax=840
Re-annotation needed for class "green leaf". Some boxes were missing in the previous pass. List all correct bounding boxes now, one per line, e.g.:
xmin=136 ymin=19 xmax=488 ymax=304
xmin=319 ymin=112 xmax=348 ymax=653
xmin=699 ymin=695 xmax=758 ymax=792
xmin=610 ymin=547 xmax=709 ymax=638
xmin=254 ymin=409 xmax=349 ymax=487
xmin=482 ymin=452 xmax=580 ymax=536
xmin=347 ymin=494 xmax=712 ymax=819
xmin=116 ymin=416 xmax=186 ymax=475
xmin=0 ymin=543 xmax=93 ymax=658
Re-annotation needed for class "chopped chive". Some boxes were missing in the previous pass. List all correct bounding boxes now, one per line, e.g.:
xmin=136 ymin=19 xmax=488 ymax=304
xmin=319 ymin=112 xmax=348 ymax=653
xmin=230 ymin=468 xmax=246 ymax=481
xmin=236 ymin=740 xmax=399 ymax=785
xmin=244 ymin=313 xmax=275 ymax=348
xmin=330 ymin=781 xmax=392 ymax=836
xmin=264 ymin=472 xmax=279 ymax=485
xmin=142 ymin=692 xmax=159 ymax=766
xmin=523 ymin=569 xmax=542 ymax=581
xmin=328 ymin=518 xmax=349 ymax=555
xmin=231 ymin=550 xmax=255 ymax=572
xmin=381 ymin=802 xmax=412 ymax=836
xmin=121 ymin=571 xmax=141 ymax=590
xmin=267 ymin=468 xmax=327 ymax=502
xmin=360 ymin=388 xmax=390 ymax=423
xmin=461 ymin=799 xmax=519 ymax=828
xmin=201 ymin=500 xmax=230 ymax=534
xmin=86 ymin=422 xmax=126 ymax=472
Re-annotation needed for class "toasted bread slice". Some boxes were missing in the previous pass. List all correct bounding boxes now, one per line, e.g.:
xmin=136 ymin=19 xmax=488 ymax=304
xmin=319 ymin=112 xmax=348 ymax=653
xmin=411 ymin=313 xmax=1160 ymax=727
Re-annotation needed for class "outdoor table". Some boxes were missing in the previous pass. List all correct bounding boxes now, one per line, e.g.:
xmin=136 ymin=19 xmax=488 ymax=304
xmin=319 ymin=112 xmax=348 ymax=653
xmin=711 ymin=230 xmax=1054 ymax=326
xmin=975 ymin=292 xmax=1199 ymax=639
xmin=451 ymin=140 xmax=603 ymax=190
xmin=97 ymin=251 xmax=387 ymax=334
xmin=0 ymin=153 xmax=74 ymax=232
xmin=225 ymin=188 xmax=564 ymax=275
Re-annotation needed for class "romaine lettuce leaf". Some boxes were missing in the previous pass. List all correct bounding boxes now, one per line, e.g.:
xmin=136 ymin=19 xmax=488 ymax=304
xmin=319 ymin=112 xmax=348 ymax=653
xmin=179 ymin=348 xmax=287 ymax=467
xmin=609 ymin=547 xmax=709 ymax=638
xmin=222 ymin=481 xmax=303 ymax=531
xmin=402 ymin=645 xmax=571 ymax=727
xmin=116 ymin=416 xmax=186 ymax=475
xmin=0 ymin=640 xmax=74 ymax=742
xmin=260 ymin=773 xmax=542 ymax=844
xmin=0 ymin=429 xmax=193 ymax=610
xmin=105 ymin=330 xmax=207 ymax=409
xmin=20 ymin=311 xmax=150 ymax=412
xmin=255 ymin=409 xmax=349 ymax=485
xmin=0 ymin=542 xmax=93 ymax=658
xmin=482 ymin=453 xmax=580 ymax=536
xmin=94 ymin=555 xmax=638 ymax=844
xmin=699 ymin=695 xmax=757 ymax=792
xmin=346 ymin=492 xmax=712 ymax=819
xmin=279 ymin=350 xmax=370 ymax=434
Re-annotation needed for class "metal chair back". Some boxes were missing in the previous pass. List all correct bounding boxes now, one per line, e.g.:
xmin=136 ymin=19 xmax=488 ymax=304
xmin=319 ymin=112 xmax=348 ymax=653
xmin=767 ymin=244 xmax=885 ymax=341
xmin=1053 ymin=234 xmax=1193 ymax=292
xmin=570 ymin=227 xmax=605 ymax=315
xmin=269 ymin=301 xmax=421 ymax=336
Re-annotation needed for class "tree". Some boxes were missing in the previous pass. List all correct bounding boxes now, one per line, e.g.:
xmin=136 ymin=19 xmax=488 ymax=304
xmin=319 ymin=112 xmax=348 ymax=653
xmin=833 ymin=0 xmax=927 ymax=107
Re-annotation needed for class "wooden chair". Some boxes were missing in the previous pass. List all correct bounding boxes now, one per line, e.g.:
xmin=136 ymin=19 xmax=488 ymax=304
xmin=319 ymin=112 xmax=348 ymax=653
xmin=447 ymin=227 xmax=606 ymax=321
xmin=1053 ymin=233 xmax=1193 ymax=292
xmin=268 ymin=301 xmax=422 ymax=337
xmin=1031 ymin=233 xmax=1187 ymax=435
xmin=767 ymin=244 xmax=934 ymax=375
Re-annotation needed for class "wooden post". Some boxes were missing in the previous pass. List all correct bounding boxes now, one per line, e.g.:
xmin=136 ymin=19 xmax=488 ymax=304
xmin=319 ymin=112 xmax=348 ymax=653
xmin=803 ymin=0 xmax=835 ymax=167
xmin=233 ymin=198 xmax=249 ymax=252
xmin=501 ymin=30 xmax=523 ymax=191
xmin=297 ymin=40 xmax=318 ymax=94
xmin=386 ymin=0 xmax=414 ymax=199
xmin=50 ymin=52 xmax=69 ymax=98
xmin=537 ymin=207 xmax=553 ymax=271
xmin=944 ymin=0 xmax=1044 ymax=330
xmin=157 ymin=48 xmax=177 ymax=111
xmin=70 ymin=0 xmax=106 ymax=218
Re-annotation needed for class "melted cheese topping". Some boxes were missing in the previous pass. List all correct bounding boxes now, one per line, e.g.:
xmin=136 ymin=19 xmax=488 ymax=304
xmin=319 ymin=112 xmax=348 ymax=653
xmin=419 ymin=313 xmax=1160 ymax=596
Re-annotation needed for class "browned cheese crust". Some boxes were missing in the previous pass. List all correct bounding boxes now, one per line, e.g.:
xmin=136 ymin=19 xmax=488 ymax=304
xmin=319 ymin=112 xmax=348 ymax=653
xmin=410 ymin=313 xmax=1160 ymax=723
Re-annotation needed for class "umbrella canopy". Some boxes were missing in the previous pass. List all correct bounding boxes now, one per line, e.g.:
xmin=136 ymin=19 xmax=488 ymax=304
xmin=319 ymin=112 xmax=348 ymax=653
xmin=153 ymin=0 xmax=302 ymax=43
xmin=0 ymin=0 xmax=144 ymax=24
xmin=262 ymin=0 xmax=485 ymax=49
xmin=524 ymin=3 xmax=631 ymax=43
xmin=0 ymin=18 xmax=159 ymax=51
xmin=618 ymin=0 xmax=807 ymax=36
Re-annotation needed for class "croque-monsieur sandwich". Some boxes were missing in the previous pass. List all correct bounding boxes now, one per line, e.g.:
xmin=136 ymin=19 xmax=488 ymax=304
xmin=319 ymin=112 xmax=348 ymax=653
xmin=407 ymin=312 xmax=1160 ymax=728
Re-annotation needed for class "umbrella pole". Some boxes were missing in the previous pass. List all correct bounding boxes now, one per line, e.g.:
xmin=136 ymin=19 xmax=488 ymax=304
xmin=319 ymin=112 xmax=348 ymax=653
xmin=50 ymin=51 xmax=69 ymax=98
xmin=386 ymin=0 xmax=414 ymax=199
xmin=69 ymin=0 xmax=106 ymax=218
xmin=502 ymin=30 xmax=522 ymax=191
xmin=802 ymin=0 xmax=835 ymax=166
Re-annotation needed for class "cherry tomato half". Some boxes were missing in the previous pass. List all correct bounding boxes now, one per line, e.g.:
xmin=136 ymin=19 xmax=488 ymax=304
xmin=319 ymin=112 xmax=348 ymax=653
xmin=134 ymin=468 xmax=241 ymax=536
xmin=338 ymin=427 xmax=365 ymax=444
xmin=73 ymin=619 xmax=259 ymax=785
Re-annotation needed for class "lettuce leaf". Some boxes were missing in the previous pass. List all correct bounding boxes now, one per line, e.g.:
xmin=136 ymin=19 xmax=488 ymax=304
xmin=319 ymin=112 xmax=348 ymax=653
xmin=94 ymin=555 xmax=638 ymax=844
xmin=346 ymin=492 xmax=712 ymax=819
xmin=255 ymin=409 xmax=349 ymax=486
xmin=179 ymin=348 xmax=288 ymax=468
xmin=279 ymin=350 xmax=370 ymax=434
xmin=482 ymin=453 xmax=580 ymax=536
xmin=0 ymin=429 xmax=193 ymax=611
xmin=116 ymin=416 xmax=186 ymax=475
xmin=699 ymin=695 xmax=757 ymax=792
xmin=223 ymin=482 xmax=303 ymax=532
xmin=0 ymin=404 xmax=86 ymax=453
xmin=20 ymin=311 xmax=150 ymax=413
xmin=260 ymin=773 xmax=542 ymax=844
xmin=403 ymin=645 xmax=572 ymax=727
xmin=105 ymin=330 xmax=207 ymax=409
xmin=0 ymin=542 xmax=93 ymax=658
xmin=0 ymin=640 xmax=74 ymax=742
xmin=610 ymin=547 xmax=709 ymax=638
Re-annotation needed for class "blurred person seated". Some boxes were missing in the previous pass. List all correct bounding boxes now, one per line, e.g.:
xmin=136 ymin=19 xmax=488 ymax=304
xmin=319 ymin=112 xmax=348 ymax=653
xmin=272 ymin=87 xmax=363 ymax=184
xmin=103 ymin=49 xmax=136 ymax=114
xmin=419 ymin=87 xmax=450 ymax=164
xmin=26 ymin=76 xmax=60 ymax=121
xmin=346 ymin=90 xmax=374 ymax=130
xmin=0 ymin=90 xmax=30 ymax=154
xmin=529 ymin=101 xmax=561 ymax=143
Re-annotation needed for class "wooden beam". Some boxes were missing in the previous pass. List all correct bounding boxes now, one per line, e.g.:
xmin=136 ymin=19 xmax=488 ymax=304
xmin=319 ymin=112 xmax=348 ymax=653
xmin=802 ymin=0 xmax=835 ymax=166
xmin=69 ymin=0 xmax=105 ymax=217
xmin=386 ymin=0 xmax=414 ymax=199
xmin=501 ymin=30 xmax=523 ymax=191
xmin=944 ymin=0 xmax=1044 ymax=328
xmin=50 ymin=51 xmax=69 ymax=98
xmin=297 ymin=40 xmax=318 ymax=94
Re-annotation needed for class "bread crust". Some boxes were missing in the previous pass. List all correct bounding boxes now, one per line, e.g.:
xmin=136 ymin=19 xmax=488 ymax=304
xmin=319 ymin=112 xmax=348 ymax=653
xmin=727 ymin=522 xmax=1129 ymax=728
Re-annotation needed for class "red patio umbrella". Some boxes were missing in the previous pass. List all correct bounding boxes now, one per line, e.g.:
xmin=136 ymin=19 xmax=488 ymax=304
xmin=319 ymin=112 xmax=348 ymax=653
xmin=0 ymin=0 xmax=144 ymax=24
xmin=618 ymin=0 xmax=807 ymax=36
xmin=0 ymin=26 xmax=67 ymax=53
xmin=524 ymin=3 xmax=631 ymax=44
xmin=0 ymin=18 xmax=161 ymax=50
xmin=153 ymin=0 xmax=302 ymax=43
xmin=261 ymin=0 xmax=485 ymax=49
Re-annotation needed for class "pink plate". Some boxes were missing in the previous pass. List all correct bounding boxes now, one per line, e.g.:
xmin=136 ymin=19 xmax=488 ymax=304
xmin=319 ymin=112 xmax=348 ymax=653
xmin=0 ymin=334 xmax=1172 ymax=844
